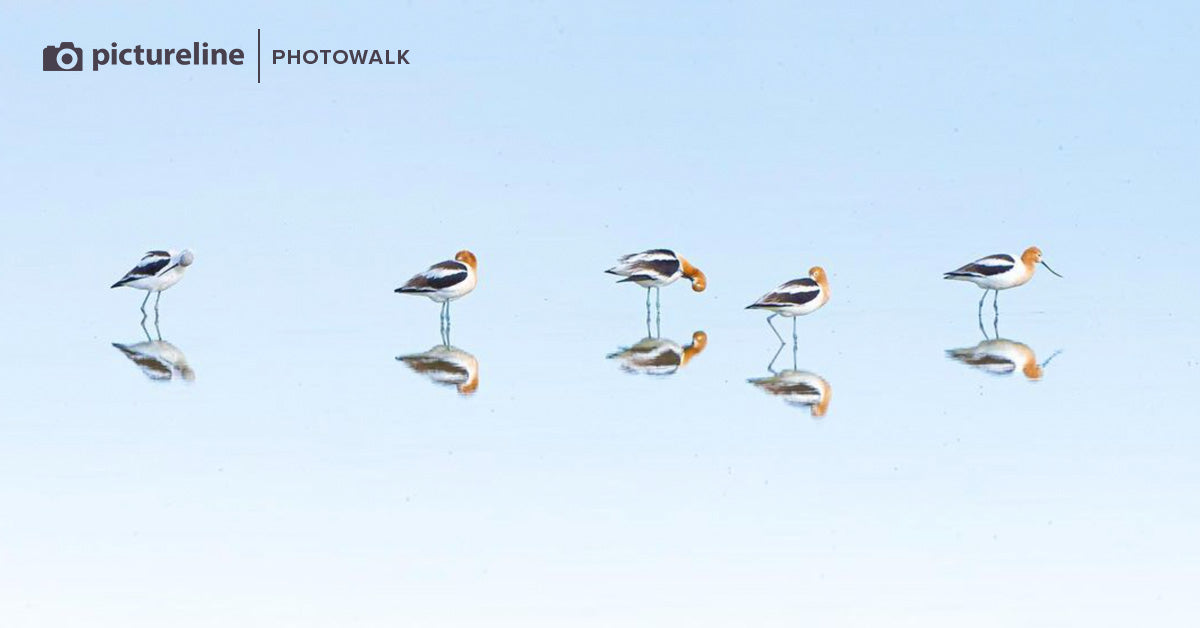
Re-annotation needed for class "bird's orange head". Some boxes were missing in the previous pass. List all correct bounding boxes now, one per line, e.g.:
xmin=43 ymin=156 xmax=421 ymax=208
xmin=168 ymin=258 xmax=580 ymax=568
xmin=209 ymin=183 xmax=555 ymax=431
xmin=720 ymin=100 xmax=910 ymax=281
xmin=1022 ymin=246 xmax=1062 ymax=277
xmin=809 ymin=266 xmax=828 ymax=286
xmin=455 ymin=250 xmax=477 ymax=270
xmin=680 ymin=257 xmax=706 ymax=292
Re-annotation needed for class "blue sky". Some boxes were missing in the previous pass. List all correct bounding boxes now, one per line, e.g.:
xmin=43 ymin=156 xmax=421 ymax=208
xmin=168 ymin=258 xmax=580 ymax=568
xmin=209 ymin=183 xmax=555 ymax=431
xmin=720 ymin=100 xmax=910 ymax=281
xmin=1 ymin=2 xmax=1198 ymax=626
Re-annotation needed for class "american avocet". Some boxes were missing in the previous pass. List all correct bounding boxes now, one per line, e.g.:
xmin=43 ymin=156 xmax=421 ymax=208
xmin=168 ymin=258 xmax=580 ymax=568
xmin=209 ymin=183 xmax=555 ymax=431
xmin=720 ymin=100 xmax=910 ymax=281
xmin=395 ymin=250 xmax=478 ymax=325
xmin=605 ymin=249 xmax=706 ymax=310
xmin=608 ymin=331 xmax=707 ymax=376
xmin=946 ymin=338 xmax=1060 ymax=381
xmin=111 ymin=249 xmax=195 ymax=319
xmin=746 ymin=266 xmax=830 ymax=343
xmin=396 ymin=344 xmax=479 ymax=395
xmin=112 ymin=322 xmax=195 ymax=382
xmin=944 ymin=246 xmax=1062 ymax=316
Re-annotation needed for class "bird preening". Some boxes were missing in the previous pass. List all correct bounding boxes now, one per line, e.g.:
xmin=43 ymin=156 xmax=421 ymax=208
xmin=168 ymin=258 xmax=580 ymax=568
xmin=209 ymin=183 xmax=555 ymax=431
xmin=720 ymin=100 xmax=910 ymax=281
xmin=111 ymin=249 xmax=195 ymax=322
xmin=606 ymin=249 xmax=707 ymax=311
xmin=105 ymin=242 xmax=1063 ymax=410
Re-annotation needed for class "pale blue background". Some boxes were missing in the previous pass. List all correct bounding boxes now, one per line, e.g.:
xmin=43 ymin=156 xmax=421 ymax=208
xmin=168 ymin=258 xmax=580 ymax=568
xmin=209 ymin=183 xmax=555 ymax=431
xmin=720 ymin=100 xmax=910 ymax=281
xmin=1 ymin=2 xmax=1198 ymax=626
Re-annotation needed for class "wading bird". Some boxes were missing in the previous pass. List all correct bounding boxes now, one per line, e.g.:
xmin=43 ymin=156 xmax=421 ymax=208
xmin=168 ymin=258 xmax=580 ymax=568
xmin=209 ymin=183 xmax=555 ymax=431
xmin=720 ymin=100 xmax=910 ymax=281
xmin=110 ymin=249 xmax=195 ymax=321
xmin=605 ymin=249 xmax=706 ymax=311
xmin=944 ymin=246 xmax=1062 ymax=317
xmin=395 ymin=250 xmax=478 ymax=327
xmin=746 ymin=266 xmax=830 ymax=344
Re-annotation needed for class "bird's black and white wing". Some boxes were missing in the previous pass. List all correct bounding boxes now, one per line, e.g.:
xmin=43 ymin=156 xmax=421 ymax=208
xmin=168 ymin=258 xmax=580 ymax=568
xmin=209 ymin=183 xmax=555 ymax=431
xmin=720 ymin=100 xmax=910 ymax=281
xmin=605 ymin=249 xmax=681 ymax=283
xmin=748 ymin=278 xmax=822 ymax=308
xmin=111 ymin=250 xmax=172 ymax=288
xmin=395 ymin=260 xmax=469 ymax=293
xmin=944 ymin=254 xmax=1015 ymax=279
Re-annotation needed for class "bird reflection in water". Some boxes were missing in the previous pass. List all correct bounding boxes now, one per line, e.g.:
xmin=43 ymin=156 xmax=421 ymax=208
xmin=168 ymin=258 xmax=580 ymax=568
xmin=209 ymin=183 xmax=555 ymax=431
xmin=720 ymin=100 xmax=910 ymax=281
xmin=946 ymin=316 xmax=1061 ymax=380
xmin=396 ymin=326 xmax=479 ymax=395
xmin=607 ymin=316 xmax=707 ymax=376
xmin=111 ymin=319 xmax=195 ymax=382
xmin=747 ymin=342 xmax=831 ymax=417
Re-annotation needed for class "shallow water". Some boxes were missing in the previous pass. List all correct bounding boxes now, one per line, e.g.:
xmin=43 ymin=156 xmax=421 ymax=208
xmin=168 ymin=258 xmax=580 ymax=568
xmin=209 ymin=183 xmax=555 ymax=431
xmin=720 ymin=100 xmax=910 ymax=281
xmin=3 ymin=251 xmax=1198 ymax=625
xmin=3 ymin=1 xmax=1199 ymax=625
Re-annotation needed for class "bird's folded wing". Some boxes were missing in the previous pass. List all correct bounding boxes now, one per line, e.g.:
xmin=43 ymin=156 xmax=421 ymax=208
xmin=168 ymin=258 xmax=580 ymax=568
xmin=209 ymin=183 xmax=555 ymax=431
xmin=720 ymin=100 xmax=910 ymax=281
xmin=948 ymin=254 xmax=1014 ymax=277
xmin=608 ymin=251 xmax=680 ymax=279
xmin=755 ymin=278 xmax=821 ymax=306
xmin=400 ymin=261 xmax=469 ymax=291
xmin=113 ymin=251 xmax=172 ymax=285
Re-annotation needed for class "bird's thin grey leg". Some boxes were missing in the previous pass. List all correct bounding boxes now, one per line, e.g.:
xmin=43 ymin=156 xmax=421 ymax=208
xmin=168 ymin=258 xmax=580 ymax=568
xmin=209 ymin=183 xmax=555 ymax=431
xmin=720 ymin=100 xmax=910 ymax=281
xmin=646 ymin=287 xmax=652 ymax=311
xmin=655 ymin=287 xmax=661 ymax=330
xmin=792 ymin=316 xmax=798 ymax=344
xmin=791 ymin=340 xmax=798 ymax=370
xmin=977 ymin=289 xmax=987 ymax=317
xmin=139 ymin=291 xmax=152 ymax=324
xmin=766 ymin=313 xmax=784 ymax=344
xmin=154 ymin=291 xmax=162 ymax=322
xmin=992 ymin=290 xmax=1000 ymax=332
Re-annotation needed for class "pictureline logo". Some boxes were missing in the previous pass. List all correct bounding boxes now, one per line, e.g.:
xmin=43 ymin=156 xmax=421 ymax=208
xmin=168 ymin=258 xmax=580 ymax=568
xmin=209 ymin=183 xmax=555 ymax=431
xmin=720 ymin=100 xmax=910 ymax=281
xmin=42 ymin=31 xmax=411 ymax=82
xmin=43 ymin=41 xmax=244 ymax=71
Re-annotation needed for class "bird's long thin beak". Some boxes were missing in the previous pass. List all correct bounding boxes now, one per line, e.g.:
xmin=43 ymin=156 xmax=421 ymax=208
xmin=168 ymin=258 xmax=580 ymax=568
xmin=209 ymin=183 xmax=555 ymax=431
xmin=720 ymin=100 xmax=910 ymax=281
xmin=1040 ymin=261 xmax=1062 ymax=277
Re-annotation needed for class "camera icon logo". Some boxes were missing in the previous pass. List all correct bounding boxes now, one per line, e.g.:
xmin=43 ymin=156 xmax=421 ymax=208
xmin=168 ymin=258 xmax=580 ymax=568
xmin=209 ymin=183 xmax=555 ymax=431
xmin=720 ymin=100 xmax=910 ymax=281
xmin=43 ymin=42 xmax=83 ymax=71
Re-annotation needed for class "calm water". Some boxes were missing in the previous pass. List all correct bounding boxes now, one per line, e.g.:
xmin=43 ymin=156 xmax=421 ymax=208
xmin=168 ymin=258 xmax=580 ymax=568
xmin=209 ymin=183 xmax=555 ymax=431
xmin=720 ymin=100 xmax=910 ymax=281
xmin=2 ymin=243 xmax=1198 ymax=626
xmin=4 ymin=1 xmax=1199 ymax=624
